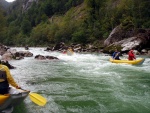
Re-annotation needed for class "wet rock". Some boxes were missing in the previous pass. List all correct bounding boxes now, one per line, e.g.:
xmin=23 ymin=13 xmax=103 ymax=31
xmin=44 ymin=46 xmax=52 ymax=51
xmin=1 ymin=52 xmax=13 ymax=60
xmin=35 ymin=55 xmax=46 ymax=60
xmin=45 ymin=56 xmax=59 ymax=60
xmin=35 ymin=54 xmax=59 ymax=60
xmin=12 ymin=51 xmax=33 ymax=60
xmin=0 ymin=44 xmax=10 ymax=55
xmin=52 ymin=42 xmax=66 ymax=51
xmin=25 ymin=46 xmax=29 ymax=50
xmin=1 ymin=60 xmax=16 ymax=69
xmin=148 ymin=50 xmax=150 ymax=56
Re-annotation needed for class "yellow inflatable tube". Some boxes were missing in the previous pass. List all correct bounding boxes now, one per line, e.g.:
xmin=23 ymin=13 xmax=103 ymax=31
xmin=109 ymin=58 xmax=145 ymax=65
xmin=0 ymin=94 xmax=9 ymax=105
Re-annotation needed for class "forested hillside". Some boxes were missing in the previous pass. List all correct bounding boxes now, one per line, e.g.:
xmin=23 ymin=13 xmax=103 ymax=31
xmin=0 ymin=0 xmax=150 ymax=47
xmin=0 ymin=0 xmax=10 ymax=10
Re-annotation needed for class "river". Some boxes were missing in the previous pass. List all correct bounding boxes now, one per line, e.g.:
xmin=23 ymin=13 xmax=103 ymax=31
xmin=9 ymin=47 xmax=150 ymax=113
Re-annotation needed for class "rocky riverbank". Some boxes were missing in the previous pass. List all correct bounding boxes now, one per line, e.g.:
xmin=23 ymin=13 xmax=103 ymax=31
xmin=0 ymin=25 xmax=150 ymax=62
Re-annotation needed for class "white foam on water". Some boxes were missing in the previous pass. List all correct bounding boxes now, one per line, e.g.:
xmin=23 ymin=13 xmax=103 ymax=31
xmin=8 ymin=47 xmax=150 ymax=113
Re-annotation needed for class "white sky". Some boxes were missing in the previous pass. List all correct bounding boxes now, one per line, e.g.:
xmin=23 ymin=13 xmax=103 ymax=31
xmin=5 ymin=0 xmax=16 ymax=2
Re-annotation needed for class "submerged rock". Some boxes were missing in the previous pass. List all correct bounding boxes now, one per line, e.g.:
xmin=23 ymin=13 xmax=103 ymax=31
xmin=35 ymin=55 xmax=59 ymax=60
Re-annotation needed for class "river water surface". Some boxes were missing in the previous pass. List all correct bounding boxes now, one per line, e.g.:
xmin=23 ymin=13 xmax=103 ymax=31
xmin=9 ymin=47 xmax=150 ymax=113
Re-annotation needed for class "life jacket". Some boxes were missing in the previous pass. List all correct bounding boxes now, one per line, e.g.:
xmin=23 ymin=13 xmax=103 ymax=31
xmin=0 ymin=70 xmax=9 ymax=89
xmin=128 ymin=50 xmax=135 ymax=60
xmin=112 ymin=52 xmax=120 ymax=60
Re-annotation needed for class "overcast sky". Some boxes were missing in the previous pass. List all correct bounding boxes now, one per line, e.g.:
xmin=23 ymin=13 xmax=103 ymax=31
xmin=5 ymin=0 xmax=16 ymax=2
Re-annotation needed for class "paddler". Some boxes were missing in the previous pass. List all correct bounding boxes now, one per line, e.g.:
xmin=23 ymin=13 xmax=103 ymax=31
xmin=128 ymin=49 xmax=136 ymax=60
xmin=0 ymin=60 xmax=21 ymax=94
xmin=67 ymin=47 xmax=74 ymax=52
xmin=112 ymin=49 xmax=121 ymax=60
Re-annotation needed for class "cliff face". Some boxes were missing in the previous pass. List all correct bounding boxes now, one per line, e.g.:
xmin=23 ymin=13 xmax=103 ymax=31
xmin=0 ymin=0 xmax=10 ymax=10
xmin=104 ymin=25 xmax=150 ymax=53
xmin=22 ymin=0 xmax=38 ymax=12
xmin=6 ymin=0 xmax=38 ymax=14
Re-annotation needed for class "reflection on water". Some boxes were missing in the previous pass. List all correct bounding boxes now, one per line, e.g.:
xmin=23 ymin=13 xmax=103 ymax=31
xmin=9 ymin=47 xmax=150 ymax=113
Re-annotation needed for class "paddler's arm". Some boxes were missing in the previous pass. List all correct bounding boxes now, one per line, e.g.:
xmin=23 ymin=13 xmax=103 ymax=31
xmin=4 ymin=65 xmax=20 ymax=88
xmin=133 ymin=54 xmax=136 ymax=60
xmin=130 ymin=53 xmax=136 ymax=60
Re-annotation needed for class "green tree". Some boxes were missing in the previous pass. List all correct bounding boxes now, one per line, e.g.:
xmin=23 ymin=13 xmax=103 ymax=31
xmin=72 ymin=27 xmax=87 ymax=43
xmin=0 ymin=8 xmax=6 ymax=43
xmin=21 ymin=19 xmax=32 ymax=34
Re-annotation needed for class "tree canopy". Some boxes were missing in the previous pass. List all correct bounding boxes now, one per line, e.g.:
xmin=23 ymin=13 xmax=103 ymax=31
xmin=0 ymin=0 xmax=150 ymax=46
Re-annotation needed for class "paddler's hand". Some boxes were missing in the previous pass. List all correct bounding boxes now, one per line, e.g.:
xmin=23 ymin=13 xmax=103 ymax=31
xmin=16 ymin=86 xmax=21 ymax=89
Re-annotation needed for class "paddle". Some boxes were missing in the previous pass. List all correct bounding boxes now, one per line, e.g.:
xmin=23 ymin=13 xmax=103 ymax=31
xmin=29 ymin=92 xmax=47 ymax=106
xmin=113 ymin=52 xmax=120 ymax=60
xmin=21 ymin=89 xmax=47 ymax=106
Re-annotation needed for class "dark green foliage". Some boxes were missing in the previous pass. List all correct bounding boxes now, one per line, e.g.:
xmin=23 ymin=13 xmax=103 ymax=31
xmin=21 ymin=19 xmax=32 ymax=34
xmin=103 ymin=45 xmax=122 ymax=54
xmin=72 ymin=27 xmax=87 ymax=44
xmin=0 ymin=8 xmax=7 ymax=44
xmin=121 ymin=17 xmax=134 ymax=30
xmin=0 ymin=8 xmax=6 ymax=30
xmin=0 ymin=0 xmax=150 ymax=46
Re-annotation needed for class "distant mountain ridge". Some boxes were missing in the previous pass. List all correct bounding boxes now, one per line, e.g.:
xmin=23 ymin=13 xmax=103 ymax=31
xmin=0 ymin=0 xmax=11 ymax=10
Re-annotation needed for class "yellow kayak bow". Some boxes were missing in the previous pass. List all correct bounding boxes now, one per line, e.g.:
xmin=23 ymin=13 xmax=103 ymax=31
xmin=0 ymin=94 xmax=9 ymax=105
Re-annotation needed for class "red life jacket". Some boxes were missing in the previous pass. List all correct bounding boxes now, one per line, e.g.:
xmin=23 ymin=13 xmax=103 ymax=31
xmin=128 ymin=50 xmax=136 ymax=60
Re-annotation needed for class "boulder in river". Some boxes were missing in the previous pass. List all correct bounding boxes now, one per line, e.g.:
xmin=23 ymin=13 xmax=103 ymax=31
xmin=35 ymin=55 xmax=59 ymax=60
xmin=104 ymin=25 xmax=150 ymax=54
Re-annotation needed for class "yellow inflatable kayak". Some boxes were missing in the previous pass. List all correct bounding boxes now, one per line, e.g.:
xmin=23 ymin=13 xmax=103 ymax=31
xmin=0 ymin=95 xmax=9 ymax=105
xmin=109 ymin=57 xmax=145 ymax=65
xmin=0 ymin=87 xmax=30 ymax=112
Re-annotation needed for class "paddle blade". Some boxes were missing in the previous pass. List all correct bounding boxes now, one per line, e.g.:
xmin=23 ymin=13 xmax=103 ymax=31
xmin=29 ymin=93 xmax=47 ymax=106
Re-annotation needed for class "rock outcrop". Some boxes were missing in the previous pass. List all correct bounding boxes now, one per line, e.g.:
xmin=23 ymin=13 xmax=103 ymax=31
xmin=45 ymin=42 xmax=99 ymax=53
xmin=0 ymin=44 xmax=33 ymax=61
xmin=104 ymin=25 xmax=150 ymax=54
xmin=22 ymin=0 xmax=38 ymax=12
